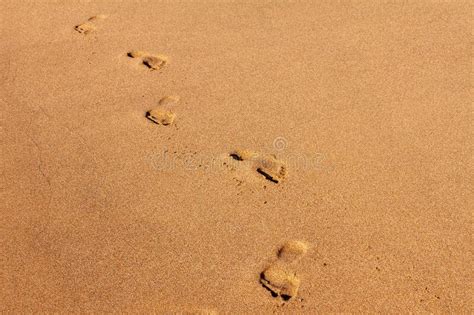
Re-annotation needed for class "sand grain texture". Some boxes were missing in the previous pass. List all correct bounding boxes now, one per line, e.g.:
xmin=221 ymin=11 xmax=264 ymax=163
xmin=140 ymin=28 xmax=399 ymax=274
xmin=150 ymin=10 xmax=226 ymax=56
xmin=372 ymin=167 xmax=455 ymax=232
xmin=1 ymin=0 xmax=472 ymax=313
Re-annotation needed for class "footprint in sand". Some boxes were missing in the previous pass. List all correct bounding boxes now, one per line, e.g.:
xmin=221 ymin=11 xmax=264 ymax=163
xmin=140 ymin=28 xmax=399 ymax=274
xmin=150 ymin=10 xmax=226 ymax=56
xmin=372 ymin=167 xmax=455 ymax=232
xmin=146 ymin=96 xmax=179 ymax=126
xmin=127 ymin=50 xmax=168 ymax=70
xmin=230 ymin=149 xmax=287 ymax=183
xmin=260 ymin=240 xmax=308 ymax=301
xmin=74 ymin=15 xmax=107 ymax=35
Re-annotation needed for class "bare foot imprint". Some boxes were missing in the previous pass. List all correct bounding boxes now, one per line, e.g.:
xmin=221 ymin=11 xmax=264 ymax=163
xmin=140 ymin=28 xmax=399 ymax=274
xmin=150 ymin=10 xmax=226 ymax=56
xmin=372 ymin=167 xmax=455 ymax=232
xmin=261 ymin=263 xmax=300 ymax=300
xmin=260 ymin=241 xmax=308 ymax=301
xmin=146 ymin=96 xmax=179 ymax=126
xmin=146 ymin=109 xmax=175 ymax=125
xmin=127 ymin=50 xmax=168 ymax=70
xmin=278 ymin=240 xmax=308 ymax=263
xmin=230 ymin=149 xmax=287 ymax=183
xmin=74 ymin=15 xmax=107 ymax=34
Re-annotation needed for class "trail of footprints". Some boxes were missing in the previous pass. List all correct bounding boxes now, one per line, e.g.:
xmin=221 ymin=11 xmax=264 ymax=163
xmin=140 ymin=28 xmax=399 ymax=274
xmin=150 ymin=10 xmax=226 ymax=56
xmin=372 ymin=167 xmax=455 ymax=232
xmin=261 ymin=241 xmax=309 ymax=301
xmin=74 ymin=15 xmax=310 ymax=303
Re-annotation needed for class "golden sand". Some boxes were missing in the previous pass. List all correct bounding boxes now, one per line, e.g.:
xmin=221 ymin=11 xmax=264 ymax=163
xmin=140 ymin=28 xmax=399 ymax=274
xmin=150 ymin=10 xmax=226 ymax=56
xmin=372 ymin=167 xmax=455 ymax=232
xmin=1 ymin=0 xmax=471 ymax=313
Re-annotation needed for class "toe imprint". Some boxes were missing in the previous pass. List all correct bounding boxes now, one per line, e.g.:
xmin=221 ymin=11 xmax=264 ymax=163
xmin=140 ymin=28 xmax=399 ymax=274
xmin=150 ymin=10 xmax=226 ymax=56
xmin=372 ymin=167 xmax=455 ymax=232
xmin=75 ymin=23 xmax=95 ymax=34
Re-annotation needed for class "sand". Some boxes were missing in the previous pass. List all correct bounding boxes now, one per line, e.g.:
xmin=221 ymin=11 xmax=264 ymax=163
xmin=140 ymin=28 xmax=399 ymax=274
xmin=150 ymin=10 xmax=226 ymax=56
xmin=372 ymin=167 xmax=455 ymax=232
xmin=1 ymin=0 xmax=472 ymax=313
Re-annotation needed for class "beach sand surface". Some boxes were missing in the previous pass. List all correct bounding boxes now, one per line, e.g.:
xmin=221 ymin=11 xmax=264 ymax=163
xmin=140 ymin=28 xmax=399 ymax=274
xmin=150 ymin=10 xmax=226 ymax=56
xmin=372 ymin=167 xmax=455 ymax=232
xmin=1 ymin=0 xmax=472 ymax=313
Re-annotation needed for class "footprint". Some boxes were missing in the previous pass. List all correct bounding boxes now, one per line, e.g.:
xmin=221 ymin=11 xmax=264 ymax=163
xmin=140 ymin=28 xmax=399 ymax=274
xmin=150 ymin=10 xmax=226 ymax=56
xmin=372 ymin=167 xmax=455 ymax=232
xmin=278 ymin=240 xmax=308 ymax=263
xmin=158 ymin=96 xmax=180 ymax=106
xmin=229 ymin=149 xmax=287 ymax=183
xmin=255 ymin=155 xmax=287 ymax=184
xmin=260 ymin=241 xmax=308 ymax=301
xmin=229 ymin=149 xmax=259 ymax=161
xmin=146 ymin=109 xmax=175 ymax=125
xmin=74 ymin=15 xmax=107 ymax=34
xmin=146 ymin=96 xmax=179 ymax=126
xmin=127 ymin=51 xmax=147 ymax=58
xmin=261 ymin=263 xmax=301 ymax=300
xmin=127 ymin=50 xmax=168 ymax=70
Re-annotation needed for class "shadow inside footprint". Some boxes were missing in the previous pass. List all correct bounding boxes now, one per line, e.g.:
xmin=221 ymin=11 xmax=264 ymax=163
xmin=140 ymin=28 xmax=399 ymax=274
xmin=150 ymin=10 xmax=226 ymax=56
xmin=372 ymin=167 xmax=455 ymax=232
xmin=142 ymin=56 xmax=167 ymax=70
xmin=260 ymin=272 xmax=279 ymax=298
xmin=229 ymin=149 xmax=287 ymax=183
xmin=229 ymin=153 xmax=244 ymax=161
xmin=75 ymin=23 xmax=95 ymax=34
xmin=278 ymin=240 xmax=308 ymax=263
xmin=146 ymin=109 xmax=175 ymax=125
xmin=257 ymin=168 xmax=280 ymax=183
xmin=145 ymin=96 xmax=179 ymax=126
xmin=127 ymin=51 xmax=168 ymax=70
xmin=74 ymin=15 xmax=107 ymax=35
xmin=255 ymin=156 xmax=287 ymax=184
